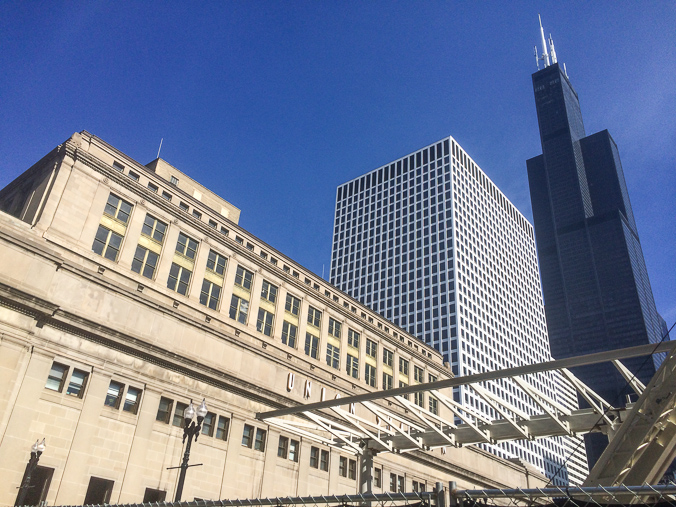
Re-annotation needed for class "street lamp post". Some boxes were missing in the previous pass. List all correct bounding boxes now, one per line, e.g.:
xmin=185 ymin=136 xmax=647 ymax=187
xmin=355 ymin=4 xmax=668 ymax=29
xmin=15 ymin=438 xmax=46 ymax=507
xmin=174 ymin=399 xmax=207 ymax=501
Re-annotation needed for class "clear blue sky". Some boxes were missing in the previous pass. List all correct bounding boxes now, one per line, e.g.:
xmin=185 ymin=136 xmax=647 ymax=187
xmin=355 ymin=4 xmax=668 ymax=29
xmin=1 ymin=2 xmax=674 ymax=326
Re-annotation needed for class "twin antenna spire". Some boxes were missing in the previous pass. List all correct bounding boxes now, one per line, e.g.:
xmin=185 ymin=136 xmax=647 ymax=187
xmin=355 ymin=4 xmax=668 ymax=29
xmin=534 ymin=14 xmax=564 ymax=74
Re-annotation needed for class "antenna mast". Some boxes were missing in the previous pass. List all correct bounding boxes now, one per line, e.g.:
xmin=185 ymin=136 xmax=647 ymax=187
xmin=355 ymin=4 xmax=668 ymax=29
xmin=538 ymin=14 xmax=550 ymax=67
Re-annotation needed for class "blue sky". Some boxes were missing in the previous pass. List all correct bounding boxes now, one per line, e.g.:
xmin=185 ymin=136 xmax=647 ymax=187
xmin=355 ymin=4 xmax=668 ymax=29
xmin=1 ymin=2 xmax=674 ymax=326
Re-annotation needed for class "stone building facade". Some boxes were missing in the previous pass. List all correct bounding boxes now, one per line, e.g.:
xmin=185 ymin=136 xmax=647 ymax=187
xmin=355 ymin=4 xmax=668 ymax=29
xmin=0 ymin=132 xmax=546 ymax=505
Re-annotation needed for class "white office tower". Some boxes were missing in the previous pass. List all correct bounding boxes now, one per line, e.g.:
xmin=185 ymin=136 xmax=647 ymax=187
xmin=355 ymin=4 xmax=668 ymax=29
xmin=330 ymin=137 xmax=588 ymax=485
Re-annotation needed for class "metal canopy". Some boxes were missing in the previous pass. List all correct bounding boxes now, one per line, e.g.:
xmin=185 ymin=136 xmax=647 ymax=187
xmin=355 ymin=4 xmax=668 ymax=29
xmin=257 ymin=341 xmax=676 ymax=486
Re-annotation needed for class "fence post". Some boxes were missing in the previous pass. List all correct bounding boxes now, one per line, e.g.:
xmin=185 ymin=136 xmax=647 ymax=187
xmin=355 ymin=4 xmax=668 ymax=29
xmin=435 ymin=482 xmax=446 ymax=507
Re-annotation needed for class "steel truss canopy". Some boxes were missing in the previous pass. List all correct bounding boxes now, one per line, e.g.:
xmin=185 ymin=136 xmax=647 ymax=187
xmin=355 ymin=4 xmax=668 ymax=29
xmin=257 ymin=341 xmax=676 ymax=486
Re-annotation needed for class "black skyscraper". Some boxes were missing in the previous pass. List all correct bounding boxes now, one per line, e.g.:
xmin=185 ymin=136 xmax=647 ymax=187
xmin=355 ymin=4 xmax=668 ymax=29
xmin=527 ymin=55 xmax=663 ymax=466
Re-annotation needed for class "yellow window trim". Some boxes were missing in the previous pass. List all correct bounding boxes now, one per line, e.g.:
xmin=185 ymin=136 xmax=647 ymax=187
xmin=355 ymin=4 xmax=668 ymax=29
xmin=204 ymin=269 xmax=224 ymax=285
xmin=172 ymin=253 xmax=194 ymax=270
xmin=100 ymin=215 xmax=126 ymax=235
xmin=138 ymin=234 xmax=162 ymax=254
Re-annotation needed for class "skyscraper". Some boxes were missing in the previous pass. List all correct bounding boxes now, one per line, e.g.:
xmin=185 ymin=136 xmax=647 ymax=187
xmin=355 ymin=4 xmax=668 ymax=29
xmin=526 ymin=23 xmax=663 ymax=465
xmin=330 ymin=137 xmax=587 ymax=484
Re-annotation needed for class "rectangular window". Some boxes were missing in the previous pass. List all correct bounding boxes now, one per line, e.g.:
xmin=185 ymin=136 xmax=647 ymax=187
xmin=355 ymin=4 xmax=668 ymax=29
xmin=167 ymin=262 xmax=192 ymax=295
xmin=320 ymin=449 xmax=329 ymax=471
xmin=201 ymin=412 xmax=216 ymax=437
xmin=235 ymin=266 xmax=253 ymax=290
xmin=45 ymin=362 xmax=68 ymax=392
xmin=326 ymin=343 xmax=340 ymax=369
xmin=414 ymin=366 xmax=424 ymax=383
xmin=390 ymin=473 xmax=397 ymax=492
xmin=277 ymin=436 xmax=289 ymax=458
xmin=289 ymin=439 xmax=299 ymax=462
xmin=414 ymin=391 xmax=424 ymax=408
xmin=92 ymin=224 xmax=124 ymax=261
xmin=170 ymin=176 xmax=179 ymax=185
xmin=156 ymin=397 xmax=173 ymax=423
xmin=374 ymin=468 xmax=382 ymax=488
xmin=66 ymin=369 xmax=88 ymax=398
xmin=346 ymin=354 xmax=358 ymax=378
xmin=104 ymin=381 xmax=124 ymax=409
xmin=173 ymin=401 xmax=188 ymax=427
xmin=307 ymin=306 xmax=321 ymax=328
xmin=143 ymin=488 xmax=166 ymax=503
xmin=175 ymin=232 xmax=198 ymax=259
xmin=148 ymin=182 xmax=158 ymax=193
xmin=254 ymin=428 xmax=267 ymax=451
xmin=347 ymin=329 xmax=360 ymax=348
xmin=128 ymin=171 xmax=139 ymax=181
xmin=242 ymin=424 xmax=254 ymax=447
xmin=339 ymin=456 xmax=347 ymax=477
xmin=123 ymin=386 xmax=142 ymax=414
xmin=310 ymin=446 xmax=319 ymax=468
xmin=365 ymin=363 xmax=376 ymax=387
xmin=84 ymin=477 xmax=114 ymax=505
xmin=216 ymin=416 xmax=230 ymax=440
xmin=397 ymin=475 xmax=405 ymax=492
xmin=206 ymin=250 xmax=227 ymax=275
xmin=200 ymin=279 xmax=221 ymax=310
xmin=366 ymin=339 xmax=377 ymax=358
xmin=305 ymin=333 xmax=319 ymax=359
xmin=141 ymin=214 xmax=167 ymax=243
xmin=256 ymin=309 xmax=274 ymax=336
xmin=229 ymin=294 xmax=249 ymax=324
xmin=131 ymin=245 xmax=159 ymax=279
xmin=383 ymin=348 xmax=393 ymax=367
xmin=399 ymin=358 xmax=409 ymax=376
xmin=18 ymin=465 xmax=54 ymax=506
xmin=192 ymin=210 xmax=202 ymax=220
xmin=383 ymin=373 xmax=393 ymax=390
xmin=261 ymin=280 xmax=278 ymax=303
xmin=285 ymin=294 xmax=300 ymax=316
xmin=179 ymin=201 xmax=189 ymax=211
xmin=161 ymin=190 xmax=172 ymax=201
xmin=103 ymin=193 xmax=132 ymax=223
xmin=281 ymin=321 xmax=297 ymax=348
xmin=348 ymin=459 xmax=356 ymax=480
xmin=429 ymin=395 xmax=439 ymax=415
xmin=328 ymin=318 xmax=341 ymax=339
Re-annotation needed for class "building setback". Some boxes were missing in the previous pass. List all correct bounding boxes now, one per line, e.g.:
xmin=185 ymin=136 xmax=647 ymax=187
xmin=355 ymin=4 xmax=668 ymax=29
xmin=527 ymin=50 xmax=663 ymax=465
xmin=330 ymin=137 xmax=587 ymax=485
xmin=0 ymin=132 xmax=549 ymax=505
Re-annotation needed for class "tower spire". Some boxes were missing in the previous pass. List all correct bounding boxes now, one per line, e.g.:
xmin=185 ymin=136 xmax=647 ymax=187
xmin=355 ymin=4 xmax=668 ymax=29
xmin=538 ymin=14 xmax=550 ymax=67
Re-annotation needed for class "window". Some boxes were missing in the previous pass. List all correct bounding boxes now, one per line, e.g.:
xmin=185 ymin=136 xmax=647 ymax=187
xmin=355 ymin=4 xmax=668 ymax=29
xmin=141 ymin=214 xmax=167 ymax=242
xmin=66 ymin=369 xmax=88 ymax=397
xmin=390 ymin=473 xmax=397 ymax=492
xmin=148 ymin=182 xmax=158 ymax=193
xmin=289 ymin=439 xmax=299 ymax=462
xmin=339 ymin=456 xmax=347 ymax=477
xmin=346 ymin=354 xmax=358 ymax=378
xmin=254 ymin=428 xmax=267 ymax=451
xmin=112 ymin=161 xmax=124 ymax=172
xmin=179 ymin=201 xmax=189 ymax=211
xmin=365 ymin=363 xmax=376 ymax=387
xmin=131 ymin=246 xmax=159 ymax=279
xmin=167 ymin=262 xmax=192 ymax=295
xmin=278 ymin=436 xmax=289 ymax=458
xmin=170 ymin=176 xmax=179 ymax=185
xmin=320 ymin=449 xmax=329 ymax=471
xmin=285 ymin=294 xmax=300 ymax=315
xmin=156 ymin=397 xmax=173 ymax=423
xmin=348 ymin=329 xmax=360 ymax=348
xmin=328 ymin=318 xmax=341 ymax=339
xmin=414 ymin=366 xmax=424 ymax=383
xmin=413 ymin=480 xmax=426 ymax=493
xmin=192 ymin=209 xmax=202 ymax=220
xmin=229 ymin=295 xmax=249 ymax=324
xmin=206 ymin=250 xmax=227 ymax=275
xmin=305 ymin=333 xmax=319 ymax=359
xmin=428 ymin=373 xmax=437 ymax=383
xmin=200 ymin=279 xmax=221 ymax=310
xmin=175 ymin=232 xmax=198 ymax=259
xmin=45 ymin=362 xmax=68 ymax=392
xmin=374 ymin=468 xmax=382 ymax=488
xmin=201 ymin=412 xmax=216 ymax=436
xmin=414 ymin=391 xmax=424 ymax=408
xmin=173 ymin=401 xmax=188 ymax=427
xmin=261 ymin=280 xmax=278 ymax=303
xmin=103 ymin=193 xmax=132 ymax=223
xmin=208 ymin=219 xmax=217 ymax=228
xmin=398 ymin=475 xmax=405 ymax=492
xmin=307 ymin=306 xmax=321 ymax=328
xmin=143 ymin=488 xmax=166 ymax=503
xmin=326 ymin=343 xmax=340 ymax=369
xmin=104 ymin=381 xmax=124 ymax=409
xmin=399 ymin=358 xmax=409 ymax=376
xmin=216 ymin=416 xmax=230 ymax=440
xmin=429 ymin=395 xmax=438 ymax=415
xmin=123 ymin=386 xmax=142 ymax=414
xmin=366 ymin=339 xmax=377 ymax=358
xmin=383 ymin=348 xmax=393 ymax=367
xmin=128 ymin=171 xmax=140 ymax=181
xmin=348 ymin=459 xmax=357 ymax=480
xmin=16 ymin=465 xmax=53 ymax=506
xmin=84 ymin=477 xmax=114 ymax=505
xmin=281 ymin=321 xmax=297 ymax=348
xmin=161 ymin=190 xmax=172 ymax=201
xmin=242 ymin=424 xmax=254 ymax=447
xmin=310 ymin=446 xmax=319 ymax=468
xmin=383 ymin=373 xmax=393 ymax=390
xmin=257 ymin=309 xmax=274 ymax=336
xmin=235 ymin=266 xmax=254 ymax=290
xmin=92 ymin=225 xmax=124 ymax=261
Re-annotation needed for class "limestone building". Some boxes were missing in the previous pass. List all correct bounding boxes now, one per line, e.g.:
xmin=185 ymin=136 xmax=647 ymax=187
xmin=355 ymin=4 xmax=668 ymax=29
xmin=0 ymin=132 xmax=546 ymax=505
